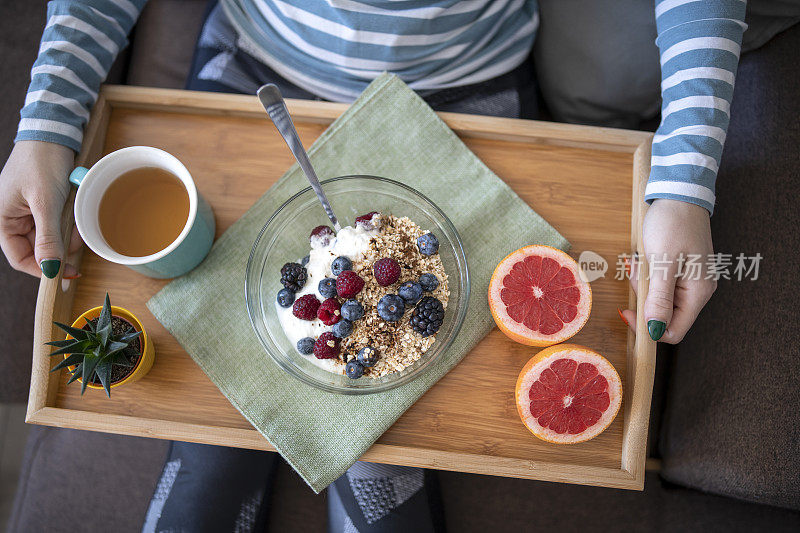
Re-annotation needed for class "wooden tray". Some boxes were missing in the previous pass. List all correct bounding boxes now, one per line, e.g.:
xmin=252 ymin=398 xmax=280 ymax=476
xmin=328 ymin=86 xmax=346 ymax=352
xmin=28 ymin=86 xmax=656 ymax=490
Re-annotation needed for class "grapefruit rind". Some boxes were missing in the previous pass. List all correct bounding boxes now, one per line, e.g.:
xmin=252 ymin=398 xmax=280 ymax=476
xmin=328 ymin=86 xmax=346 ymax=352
xmin=489 ymin=245 xmax=591 ymax=347
xmin=515 ymin=345 xmax=621 ymax=444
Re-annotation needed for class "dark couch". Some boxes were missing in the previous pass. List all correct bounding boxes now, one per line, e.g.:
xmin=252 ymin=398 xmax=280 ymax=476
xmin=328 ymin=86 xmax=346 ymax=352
xmin=3 ymin=1 xmax=799 ymax=531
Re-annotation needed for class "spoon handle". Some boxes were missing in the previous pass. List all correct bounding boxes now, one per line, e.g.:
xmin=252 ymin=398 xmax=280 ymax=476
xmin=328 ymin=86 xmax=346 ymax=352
xmin=257 ymin=84 xmax=340 ymax=230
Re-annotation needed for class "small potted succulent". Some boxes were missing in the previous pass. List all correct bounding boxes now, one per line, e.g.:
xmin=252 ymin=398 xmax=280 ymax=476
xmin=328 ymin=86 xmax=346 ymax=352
xmin=46 ymin=293 xmax=155 ymax=396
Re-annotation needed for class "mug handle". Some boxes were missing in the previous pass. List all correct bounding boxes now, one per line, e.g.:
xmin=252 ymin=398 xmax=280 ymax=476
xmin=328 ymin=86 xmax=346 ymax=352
xmin=69 ymin=166 xmax=89 ymax=187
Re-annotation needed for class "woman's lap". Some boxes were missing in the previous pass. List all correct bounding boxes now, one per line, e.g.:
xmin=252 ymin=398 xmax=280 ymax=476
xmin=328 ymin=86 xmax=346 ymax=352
xmin=185 ymin=4 xmax=538 ymax=119
xmin=143 ymin=441 xmax=443 ymax=533
xmin=142 ymin=442 xmax=278 ymax=532
xmin=328 ymin=463 xmax=445 ymax=533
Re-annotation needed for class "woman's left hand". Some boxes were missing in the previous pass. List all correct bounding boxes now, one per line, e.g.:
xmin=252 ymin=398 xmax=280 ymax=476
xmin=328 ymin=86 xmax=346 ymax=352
xmin=620 ymin=198 xmax=716 ymax=343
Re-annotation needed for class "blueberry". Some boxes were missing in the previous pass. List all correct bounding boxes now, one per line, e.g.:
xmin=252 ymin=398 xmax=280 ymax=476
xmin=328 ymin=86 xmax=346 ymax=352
xmin=331 ymin=256 xmax=352 ymax=277
xmin=419 ymin=273 xmax=439 ymax=292
xmin=398 ymin=281 xmax=423 ymax=304
xmin=277 ymin=288 xmax=295 ymax=308
xmin=301 ymin=255 xmax=310 ymax=266
xmin=297 ymin=337 xmax=314 ymax=355
xmin=377 ymin=294 xmax=405 ymax=322
xmin=345 ymin=360 xmax=364 ymax=379
xmin=318 ymin=277 xmax=337 ymax=299
xmin=341 ymin=299 xmax=364 ymax=321
xmin=417 ymin=233 xmax=439 ymax=255
xmin=332 ymin=319 xmax=353 ymax=338
xmin=357 ymin=346 xmax=379 ymax=367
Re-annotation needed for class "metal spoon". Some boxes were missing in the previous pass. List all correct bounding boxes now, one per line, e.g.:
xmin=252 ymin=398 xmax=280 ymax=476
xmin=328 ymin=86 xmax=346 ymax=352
xmin=257 ymin=84 xmax=340 ymax=231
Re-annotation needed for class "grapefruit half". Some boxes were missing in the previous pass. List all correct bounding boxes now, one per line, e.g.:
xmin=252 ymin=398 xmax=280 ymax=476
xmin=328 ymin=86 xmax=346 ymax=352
xmin=489 ymin=245 xmax=591 ymax=346
xmin=515 ymin=345 xmax=621 ymax=444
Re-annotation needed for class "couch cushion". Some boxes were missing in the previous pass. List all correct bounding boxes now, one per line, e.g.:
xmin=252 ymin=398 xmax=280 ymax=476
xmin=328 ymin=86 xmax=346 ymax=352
xmin=659 ymin=24 xmax=800 ymax=510
xmin=6 ymin=427 xmax=169 ymax=533
xmin=533 ymin=0 xmax=662 ymax=129
xmin=6 ymin=427 xmax=327 ymax=533
xmin=126 ymin=0 xmax=209 ymax=89
xmin=0 ymin=2 xmax=48 ymax=404
xmin=8 ymin=427 xmax=799 ymax=532
xmin=439 ymin=470 xmax=800 ymax=532
xmin=533 ymin=0 xmax=800 ymax=129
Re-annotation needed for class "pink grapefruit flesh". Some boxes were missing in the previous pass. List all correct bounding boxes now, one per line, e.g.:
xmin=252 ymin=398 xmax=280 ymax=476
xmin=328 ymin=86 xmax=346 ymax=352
xmin=489 ymin=245 xmax=591 ymax=346
xmin=515 ymin=345 xmax=622 ymax=444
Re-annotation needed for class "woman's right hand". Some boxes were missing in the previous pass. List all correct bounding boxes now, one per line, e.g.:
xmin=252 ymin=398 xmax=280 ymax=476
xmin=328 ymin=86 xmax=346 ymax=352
xmin=0 ymin=140 xmax=81 ymax=278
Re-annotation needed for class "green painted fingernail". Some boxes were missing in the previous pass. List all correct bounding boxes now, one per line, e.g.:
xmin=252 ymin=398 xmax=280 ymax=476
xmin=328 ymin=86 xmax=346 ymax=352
xmin=647 ymin=320 xmax=665 ymax=341
xmin=40 ymin=259 xmax=61 ymax=279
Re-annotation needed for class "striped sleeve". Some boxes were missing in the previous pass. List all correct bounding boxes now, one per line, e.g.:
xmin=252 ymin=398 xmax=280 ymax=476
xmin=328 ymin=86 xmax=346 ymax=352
xmin=15 ymin=0 xmax=147 ymax=152
xmin=646 ymin=0 xmax=747 ymax=214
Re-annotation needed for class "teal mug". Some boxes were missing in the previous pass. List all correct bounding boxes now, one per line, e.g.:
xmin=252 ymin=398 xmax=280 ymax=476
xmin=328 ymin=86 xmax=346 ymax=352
xmin=69 ymin=146 xmax=215 ymax=279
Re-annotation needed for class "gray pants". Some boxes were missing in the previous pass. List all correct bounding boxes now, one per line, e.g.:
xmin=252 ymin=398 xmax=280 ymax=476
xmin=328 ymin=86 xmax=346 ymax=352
xmin=142 ymin=442 xmax=444 ymax=533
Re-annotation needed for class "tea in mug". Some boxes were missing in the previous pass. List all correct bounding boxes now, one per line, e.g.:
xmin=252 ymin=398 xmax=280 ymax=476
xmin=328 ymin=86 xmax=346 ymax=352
xmin=98 ymin=167 xmax=190 ymax=257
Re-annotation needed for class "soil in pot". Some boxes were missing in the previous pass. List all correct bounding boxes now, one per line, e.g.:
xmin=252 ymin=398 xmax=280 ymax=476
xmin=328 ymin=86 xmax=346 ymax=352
xmin=81 ymin=315 xmax=143 ymax=385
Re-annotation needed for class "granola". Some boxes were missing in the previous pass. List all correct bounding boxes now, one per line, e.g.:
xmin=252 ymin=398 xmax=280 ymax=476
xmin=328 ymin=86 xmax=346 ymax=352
xmin=274 ymin=212 xmax=449 ymax=379
xmin=341 ymin=215 xmax=449 ymax=377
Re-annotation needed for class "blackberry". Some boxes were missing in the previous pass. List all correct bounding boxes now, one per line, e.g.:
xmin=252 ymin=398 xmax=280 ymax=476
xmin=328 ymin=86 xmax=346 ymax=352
xmin=276 ymin=288 xmax=295 ymax=308
xmin=410 ymin=296 xmax=444 ymax=337
xmin=280 ymin=262 xmax=307 ymax=292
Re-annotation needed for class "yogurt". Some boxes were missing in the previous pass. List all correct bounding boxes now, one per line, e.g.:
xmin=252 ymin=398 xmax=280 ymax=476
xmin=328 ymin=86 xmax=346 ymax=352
xmin=275 ymin=223 xmax=379 ymax=372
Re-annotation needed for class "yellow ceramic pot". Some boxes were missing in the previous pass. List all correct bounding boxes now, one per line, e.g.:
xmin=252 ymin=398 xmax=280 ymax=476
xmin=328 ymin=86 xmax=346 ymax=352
xmin=65 ymin=305 xmax=155 ymax=390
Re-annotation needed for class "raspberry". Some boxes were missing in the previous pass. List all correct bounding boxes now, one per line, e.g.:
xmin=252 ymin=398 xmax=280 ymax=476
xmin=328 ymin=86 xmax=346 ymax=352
xmin=317 ymin=297 xmax=341 ymax=325
xmin=292 ymin=294 xmax=320 ymax=320
xmin=310 ymin=225 xmax=335 ymax=248
xmin=313 ymin=332 xmax=340 ymax=359
xmin=336 ymin=270 xmax=364 ymax=298
xmin=355 ymin=211 xmax=381 ymax=230
xmin=373 ymin=257 xmax=400 ymax=286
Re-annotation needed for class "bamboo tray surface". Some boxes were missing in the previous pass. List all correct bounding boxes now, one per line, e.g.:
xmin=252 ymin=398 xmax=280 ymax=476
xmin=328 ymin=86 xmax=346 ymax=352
xmin=28 ymin=86 xmax=656 ymax=490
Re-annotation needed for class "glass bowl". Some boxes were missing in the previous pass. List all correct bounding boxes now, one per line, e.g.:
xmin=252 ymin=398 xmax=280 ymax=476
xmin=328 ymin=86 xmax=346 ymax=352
xmin=245 ymin=175 xmax=470 ymax=394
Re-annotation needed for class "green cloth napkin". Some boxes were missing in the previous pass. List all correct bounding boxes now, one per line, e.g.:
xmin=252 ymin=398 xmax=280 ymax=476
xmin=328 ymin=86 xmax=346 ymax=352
xmin=147 ymin=73 xmax=569 ymax=492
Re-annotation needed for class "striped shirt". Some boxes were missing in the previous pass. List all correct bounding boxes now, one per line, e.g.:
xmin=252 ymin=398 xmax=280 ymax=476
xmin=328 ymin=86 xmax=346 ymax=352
xmin=17 ymin=0 xmax=746 ymax=214
xmin=221 ymin=0 xmax=539 ymax=102
xmin=647 ymin=0 xmax=746 ymax=214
